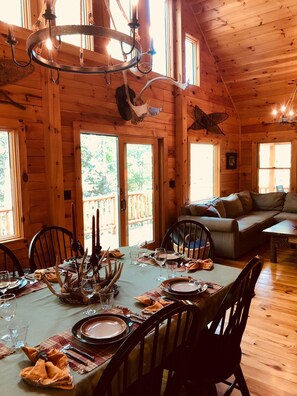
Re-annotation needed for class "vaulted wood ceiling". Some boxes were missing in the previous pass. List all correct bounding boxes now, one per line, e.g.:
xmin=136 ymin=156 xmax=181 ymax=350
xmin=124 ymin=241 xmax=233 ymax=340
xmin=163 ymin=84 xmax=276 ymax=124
xmin=189 ymin=0 xmax=297 ymax=126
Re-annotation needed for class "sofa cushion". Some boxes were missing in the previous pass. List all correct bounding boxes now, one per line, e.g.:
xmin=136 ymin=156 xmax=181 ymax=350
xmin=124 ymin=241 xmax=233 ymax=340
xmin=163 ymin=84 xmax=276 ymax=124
xmin=274 ymin=211 xmax=297 ymax=222
xmin=283 ymin=192 xmax=297 ymax=213
xmin=189 ymin=203 xmax=221 ymax=218
xmin=250 ymin=192 xmax=286 ymax=210
xmin=210 ymin=198 xmax=226 ymax=218
xmin=237 ymin=211 xmax=279 ymax=232
xmin=221 ymin=194 xmax=244 ymax=218
xmin=237 ymin=191 xmax=253 ymax=213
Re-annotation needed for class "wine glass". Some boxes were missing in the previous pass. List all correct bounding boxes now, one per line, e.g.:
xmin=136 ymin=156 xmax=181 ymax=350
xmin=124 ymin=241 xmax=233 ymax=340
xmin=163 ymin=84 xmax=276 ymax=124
xmin=81 ymin=275 xmax=97 ymax=316
xmin=154 ymin=248 xmax=167 ymax=281
xmin=0 ymin=271 xmax=10 ymax=295
xmin=0 ymin=293 xmax=17 ymax=343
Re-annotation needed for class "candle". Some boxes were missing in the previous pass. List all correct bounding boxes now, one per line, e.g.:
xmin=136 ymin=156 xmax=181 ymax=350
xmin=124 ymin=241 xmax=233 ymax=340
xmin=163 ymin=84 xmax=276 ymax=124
xmin=96 ymin=208 xmax=100 ymax=248
xmin=132 ymin=0 xmax=138 ymax=23
xmin=71 ymin=202 xmax=77 ymax=243
xmin=92 ymin=215 xmax=95 ymax=256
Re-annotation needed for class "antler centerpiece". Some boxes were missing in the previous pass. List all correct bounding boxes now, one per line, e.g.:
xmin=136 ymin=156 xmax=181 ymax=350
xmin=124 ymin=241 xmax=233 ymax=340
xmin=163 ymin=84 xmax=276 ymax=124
xmin=40 ymin=206 xmax=123 ymax=304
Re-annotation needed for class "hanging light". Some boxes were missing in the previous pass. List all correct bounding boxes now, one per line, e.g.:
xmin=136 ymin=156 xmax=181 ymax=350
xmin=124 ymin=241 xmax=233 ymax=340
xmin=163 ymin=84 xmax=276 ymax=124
xmin=272 ymin=82 xmax=297 ymax=123
xmin=6 ymin=0 xmax=155 ymax=77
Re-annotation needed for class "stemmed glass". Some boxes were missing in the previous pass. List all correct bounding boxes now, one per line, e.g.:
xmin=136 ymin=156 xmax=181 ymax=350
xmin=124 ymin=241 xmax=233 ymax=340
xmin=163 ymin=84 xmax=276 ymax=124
xmin=81 ymin=275 xmax=97 ymax=316
xmin=0 ymin=293 xmax=17 ymax=343
xmin=155 ymin=248 xmax=167 ymax=281
xmin=0 ymin=271 xmax=10 ymax=295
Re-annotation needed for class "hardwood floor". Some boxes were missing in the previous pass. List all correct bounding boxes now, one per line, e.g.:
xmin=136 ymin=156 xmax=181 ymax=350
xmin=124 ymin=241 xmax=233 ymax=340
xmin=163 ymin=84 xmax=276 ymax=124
xmin=215 ymin=242 xmax=297 ymax=396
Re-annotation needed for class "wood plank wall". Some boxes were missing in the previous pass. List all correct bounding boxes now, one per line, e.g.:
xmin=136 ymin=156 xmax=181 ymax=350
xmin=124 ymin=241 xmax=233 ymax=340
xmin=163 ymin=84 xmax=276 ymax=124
xmin=0 ymin=1 xmax=240 ymax=270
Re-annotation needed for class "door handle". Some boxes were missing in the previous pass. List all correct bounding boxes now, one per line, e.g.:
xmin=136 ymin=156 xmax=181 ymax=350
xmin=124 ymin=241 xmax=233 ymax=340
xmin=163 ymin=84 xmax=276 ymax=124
xmin=120 ymin=199 xmax=126 ymax=211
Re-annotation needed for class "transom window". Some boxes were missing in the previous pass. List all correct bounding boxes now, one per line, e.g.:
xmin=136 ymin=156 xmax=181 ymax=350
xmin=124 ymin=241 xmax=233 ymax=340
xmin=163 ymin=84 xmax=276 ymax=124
xmin=0 ymin=130 xmax=23 ymax=241
xmin=185 ymin=34 xmax=200 ymax=86
xmin=0 ymin=0 xmax=30 ymax=27
xmin=258 ymin=142 xmax=291 ymax=192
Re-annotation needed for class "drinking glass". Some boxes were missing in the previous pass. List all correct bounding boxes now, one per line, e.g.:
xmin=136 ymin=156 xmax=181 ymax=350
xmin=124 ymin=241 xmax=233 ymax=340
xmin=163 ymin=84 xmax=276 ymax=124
xmin=0 ymin=271 xmax=10 ymax=295
xmin=0 ymin=293 xmax=17 ymax=343
xmin=81 ymin=275 xmax=97 ymax=316
xmin=154 ymin=248 xmax=167 ymax=281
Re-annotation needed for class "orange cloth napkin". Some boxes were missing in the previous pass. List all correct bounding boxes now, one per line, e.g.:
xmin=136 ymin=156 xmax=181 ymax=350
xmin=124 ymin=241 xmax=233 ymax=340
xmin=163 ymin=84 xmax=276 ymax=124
xmin=20 ymin=346 xmax=73 ymax=390
xmin=34 ymin=269 xmax=58 ymax=283
xmin=134 ymin=295 xmax=172 ymax=313
xmin=187 ymin=258 xmax=214 ymax=272
xmin=101 ymin=249 xmax=125 ymax=258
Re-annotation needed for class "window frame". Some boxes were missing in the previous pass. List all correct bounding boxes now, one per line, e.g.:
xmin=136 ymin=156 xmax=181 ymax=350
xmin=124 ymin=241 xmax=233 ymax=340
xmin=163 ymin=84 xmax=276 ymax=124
xmin=0 ymin=129 xmax=24 ymax=242
xmin=185 ymin=33 xmax=200 ymax=86
xmin=256 ymin=141 xmax=292 ymax=193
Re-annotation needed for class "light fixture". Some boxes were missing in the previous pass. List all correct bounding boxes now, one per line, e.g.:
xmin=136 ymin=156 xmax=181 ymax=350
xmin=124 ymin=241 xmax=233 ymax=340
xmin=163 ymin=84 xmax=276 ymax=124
xmin=272 ymin=82 xmax=297 ymax=123
xmin=6 ymin=0 xmax=155 ymax=78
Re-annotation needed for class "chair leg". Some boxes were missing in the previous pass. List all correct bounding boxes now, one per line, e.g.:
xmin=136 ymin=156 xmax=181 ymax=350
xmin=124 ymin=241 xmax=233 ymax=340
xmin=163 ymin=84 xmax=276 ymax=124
xmin=234 ymin=365 xmax=250 ymax=396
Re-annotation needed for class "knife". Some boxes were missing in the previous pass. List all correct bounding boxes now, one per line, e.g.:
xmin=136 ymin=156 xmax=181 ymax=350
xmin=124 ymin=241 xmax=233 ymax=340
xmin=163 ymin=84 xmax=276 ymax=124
xmin=63 ymin=344 xmax=95 ymax=361
xmin=63 ymin=350 xmax=88 ymax=365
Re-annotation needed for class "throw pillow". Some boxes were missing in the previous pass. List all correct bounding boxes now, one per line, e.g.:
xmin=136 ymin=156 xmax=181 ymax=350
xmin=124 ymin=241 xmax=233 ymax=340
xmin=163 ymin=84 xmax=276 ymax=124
xmin=210 ymin=198 xmax=226 ymax=218
xmin=283 ymin=192 xmax=297 ymax=213
xmin=189 ymin=203 xmax=221 ymax=218
xmin=237 ymin=191 xmax=253 ymax=213
xmin=250 ymin=192 xmax=286 ymax=210
xmin=221 ymin=194 xmax=244 ymax=218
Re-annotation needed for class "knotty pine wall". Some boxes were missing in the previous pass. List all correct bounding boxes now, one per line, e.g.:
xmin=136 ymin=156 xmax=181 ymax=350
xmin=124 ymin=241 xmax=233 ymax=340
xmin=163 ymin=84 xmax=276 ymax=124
xmin=0 ymin=3 xmax=240 ymax=270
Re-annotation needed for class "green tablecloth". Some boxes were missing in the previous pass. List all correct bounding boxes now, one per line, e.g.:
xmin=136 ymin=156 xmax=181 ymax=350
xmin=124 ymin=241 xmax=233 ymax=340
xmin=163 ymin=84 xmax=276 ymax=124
xmin=0 ymin=247 xmax=241 ymax=395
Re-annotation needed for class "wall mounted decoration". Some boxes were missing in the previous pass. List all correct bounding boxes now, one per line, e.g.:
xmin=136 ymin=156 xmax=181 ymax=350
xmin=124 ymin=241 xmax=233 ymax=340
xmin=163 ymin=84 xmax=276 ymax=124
xmin=226 ymin=152 xmax=237 ymax=169
xmin=188 ymin=105 xmax=228 ymax=135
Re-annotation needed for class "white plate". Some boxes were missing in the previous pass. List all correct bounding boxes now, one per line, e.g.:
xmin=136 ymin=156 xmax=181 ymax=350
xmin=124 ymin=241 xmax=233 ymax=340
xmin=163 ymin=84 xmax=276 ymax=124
xmin=170 ymin=281 xmax=200 ymax=293
xmin=80 ymin=316 xmax=128 ymax=340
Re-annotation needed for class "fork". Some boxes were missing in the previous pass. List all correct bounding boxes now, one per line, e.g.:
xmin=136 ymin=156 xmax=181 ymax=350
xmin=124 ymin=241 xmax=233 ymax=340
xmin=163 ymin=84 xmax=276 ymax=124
xmin=61 ymin=344 xmax=95 ymax=361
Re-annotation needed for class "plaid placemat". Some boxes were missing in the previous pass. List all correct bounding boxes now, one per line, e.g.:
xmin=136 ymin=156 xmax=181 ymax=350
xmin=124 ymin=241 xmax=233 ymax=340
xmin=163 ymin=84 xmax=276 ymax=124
xmin=0 ymin=342 xmax=15 ymax=359
xmin=37 ymin=308 xmax=135 ymax=374
xmin=17 ymin=281 xmax=47 ymax=298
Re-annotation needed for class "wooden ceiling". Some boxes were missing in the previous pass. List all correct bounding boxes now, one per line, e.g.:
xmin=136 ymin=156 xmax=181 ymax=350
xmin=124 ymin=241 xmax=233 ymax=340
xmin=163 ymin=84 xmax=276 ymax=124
xmin=188 ymin=0 xmax=297 ymax=126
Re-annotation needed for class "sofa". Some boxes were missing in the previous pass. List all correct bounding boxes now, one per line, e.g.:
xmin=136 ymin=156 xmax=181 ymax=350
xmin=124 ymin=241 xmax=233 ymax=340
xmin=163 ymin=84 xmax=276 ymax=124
xmin=179 ymin=191 xmax=297 ymax=259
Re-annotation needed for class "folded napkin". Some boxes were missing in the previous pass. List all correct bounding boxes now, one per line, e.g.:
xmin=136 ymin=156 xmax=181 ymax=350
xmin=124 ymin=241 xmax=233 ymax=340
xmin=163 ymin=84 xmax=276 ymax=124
xmin=187 ymin=258 xmax=214 ymax=272
xmin=134 ymin=295 xmax=172 ymax=313
xmin=34 ymin=269 xmax=58 ymax=283
xmin=20 ymin=346 xmax=73 ymax=390
xmin=101 ymin=249 xmax=125 ymax=258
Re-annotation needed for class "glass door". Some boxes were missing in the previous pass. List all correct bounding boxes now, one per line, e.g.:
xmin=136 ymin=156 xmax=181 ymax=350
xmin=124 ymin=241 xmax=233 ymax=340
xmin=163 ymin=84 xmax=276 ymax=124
xmin=80 ymin=133 xmax=157 ymax=250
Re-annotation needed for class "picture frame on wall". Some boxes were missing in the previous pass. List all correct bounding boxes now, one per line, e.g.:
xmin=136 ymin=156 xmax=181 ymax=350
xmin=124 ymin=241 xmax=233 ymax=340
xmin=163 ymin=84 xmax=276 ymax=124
xmin=226 ymin=152 xmax=237 ymax=169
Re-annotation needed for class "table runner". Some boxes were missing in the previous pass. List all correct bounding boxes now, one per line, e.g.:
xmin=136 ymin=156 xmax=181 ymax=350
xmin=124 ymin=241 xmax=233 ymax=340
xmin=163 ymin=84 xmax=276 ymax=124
xmin=0 ymin=342 xmax=15 ymax=359
xmin=17 ymin=281 xmax=47 ymax=298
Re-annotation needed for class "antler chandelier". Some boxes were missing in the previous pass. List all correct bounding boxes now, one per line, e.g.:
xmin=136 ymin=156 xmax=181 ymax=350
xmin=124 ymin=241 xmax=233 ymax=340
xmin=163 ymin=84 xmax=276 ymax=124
xmin=6 ymin=0 xmax=155 ymax=77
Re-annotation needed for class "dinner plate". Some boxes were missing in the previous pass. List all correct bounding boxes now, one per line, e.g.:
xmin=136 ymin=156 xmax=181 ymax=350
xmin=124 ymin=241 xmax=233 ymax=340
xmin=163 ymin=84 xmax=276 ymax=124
xmin=161 ymin=277 xmax=207 ymax=297
xmin=8 ymin=278 xmax=28 ymax=293
xmin=80 ymin=315 xmax=127 ymax=341
xmin=72 ymin=314 xmax=134 ymax=345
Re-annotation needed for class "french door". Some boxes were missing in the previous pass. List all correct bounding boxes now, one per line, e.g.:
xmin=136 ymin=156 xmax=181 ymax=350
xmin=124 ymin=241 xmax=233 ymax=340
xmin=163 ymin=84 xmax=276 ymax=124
xmin=79 ymin=133 xmax=158 ymax=250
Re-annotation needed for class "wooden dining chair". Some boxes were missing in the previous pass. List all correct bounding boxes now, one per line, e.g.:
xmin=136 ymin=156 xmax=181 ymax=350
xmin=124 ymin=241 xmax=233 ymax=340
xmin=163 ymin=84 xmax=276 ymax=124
xmin=186 ymin=255 xmax=264 ymax=396
xmin=93 ymin=302 xmax=201 ymax=396
xmin=28 ymin=226 xmax=84 ymax=272
xmin=160 ymin=219 xmax=215 ymax=260
xmin=0 ymin=243 xmax=24 ymax=277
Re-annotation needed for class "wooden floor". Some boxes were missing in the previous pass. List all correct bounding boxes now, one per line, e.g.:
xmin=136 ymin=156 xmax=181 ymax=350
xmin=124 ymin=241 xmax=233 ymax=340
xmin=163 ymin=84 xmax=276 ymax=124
xmin=214 ymin=242 xmax=297 ymax=396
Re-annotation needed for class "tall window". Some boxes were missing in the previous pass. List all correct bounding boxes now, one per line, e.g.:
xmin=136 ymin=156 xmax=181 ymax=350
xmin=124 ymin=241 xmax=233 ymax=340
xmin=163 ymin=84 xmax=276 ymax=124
xmin=0 ymin=131 xmax=22 ymax=241
xmin=55 ymin=0 xmax=92 ymax=48
xmin=258 ymin=142 xmax=291 ymax=192
xmin=149 ymin=0 xmax=171 ymax=76
xmin=189 ymin=143 xmax=219 ymax=202
xmin=108 ymin=0 xmax=131 ymax=60
xmin=0 ymin=0 xmax=29 ymax=27
xmin=185 ymin=34 xmax=200 ymax=86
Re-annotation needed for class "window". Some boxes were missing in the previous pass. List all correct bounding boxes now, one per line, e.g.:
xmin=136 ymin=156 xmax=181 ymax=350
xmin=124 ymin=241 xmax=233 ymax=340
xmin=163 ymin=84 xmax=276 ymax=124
xmin=0 ymin=131 xmax=22 ymax=241
xmin=149 ymin=0 xmax=171 ymax=76
xmin=258 ymin=142 xmax=291 ymax=192
xmin=0 ymin=0 xmax=30 ymax=28
xmin=189 ymin=143 xmax=219 ymax=202
xmin=185 ymin=34 xmax=200 ymax=86
xmin=55 ymin=0 xmax=92 ymax=48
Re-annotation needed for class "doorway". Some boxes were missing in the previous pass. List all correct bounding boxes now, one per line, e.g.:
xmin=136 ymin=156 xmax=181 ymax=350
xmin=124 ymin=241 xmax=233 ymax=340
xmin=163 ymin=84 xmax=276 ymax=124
xmin=80 ymin=133 xmax=158 ymax=250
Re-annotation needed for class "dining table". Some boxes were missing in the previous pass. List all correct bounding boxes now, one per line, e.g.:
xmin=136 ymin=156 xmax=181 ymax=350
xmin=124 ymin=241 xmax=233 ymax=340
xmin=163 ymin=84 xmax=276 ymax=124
xmin=0 ymin=246 xmax=241 ymax=395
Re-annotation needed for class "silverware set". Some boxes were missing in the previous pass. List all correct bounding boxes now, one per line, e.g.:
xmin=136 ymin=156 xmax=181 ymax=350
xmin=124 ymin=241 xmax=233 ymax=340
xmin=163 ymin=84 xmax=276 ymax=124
xmin=60 ymin=344 xmax=95 ymax=364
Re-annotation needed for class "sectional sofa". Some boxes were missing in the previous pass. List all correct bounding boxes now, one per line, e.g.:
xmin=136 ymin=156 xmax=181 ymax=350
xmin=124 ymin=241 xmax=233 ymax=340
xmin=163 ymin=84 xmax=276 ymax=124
xmin=179 ymin=191 xmax=297 ymax=259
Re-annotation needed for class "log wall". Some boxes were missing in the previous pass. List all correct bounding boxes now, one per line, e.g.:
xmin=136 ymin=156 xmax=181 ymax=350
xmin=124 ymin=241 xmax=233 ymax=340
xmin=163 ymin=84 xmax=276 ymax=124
xmin=0 ymin=1 xmax=240 ymax=269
